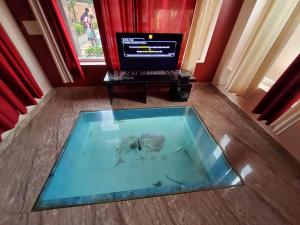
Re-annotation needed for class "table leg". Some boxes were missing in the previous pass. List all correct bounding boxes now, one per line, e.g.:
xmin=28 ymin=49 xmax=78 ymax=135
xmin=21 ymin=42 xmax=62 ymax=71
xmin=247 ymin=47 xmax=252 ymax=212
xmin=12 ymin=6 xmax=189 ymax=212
xmin=107 ymin=84 xmax=114 ymax=104
xmin=169 ymin=83 xmax=177 ymax=101
xmin=143 ymin=83 xmax=147 ymax=103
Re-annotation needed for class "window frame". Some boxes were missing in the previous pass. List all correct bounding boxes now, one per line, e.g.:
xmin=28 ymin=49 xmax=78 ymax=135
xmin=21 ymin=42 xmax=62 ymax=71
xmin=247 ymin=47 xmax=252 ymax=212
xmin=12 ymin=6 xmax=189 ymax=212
xmin=79 ymin=56 xmax=106 ymax=63
xmin=57 ymin=0 xmax=105 ymax=63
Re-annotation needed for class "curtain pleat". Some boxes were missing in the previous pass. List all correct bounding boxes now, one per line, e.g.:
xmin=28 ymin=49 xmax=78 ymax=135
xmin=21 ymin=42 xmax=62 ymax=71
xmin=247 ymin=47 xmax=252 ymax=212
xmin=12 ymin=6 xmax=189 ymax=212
xmin=0 ymin=80 xmax=27 ymax=114
xmin=222 ymin=0 xmax=298 ymax=96
xmin=94 ymin=0 xmax=135 ymax=70
xmin=0 ymin=26 xmax=43 ymax=97
xmin=136 ymin=0 xmax=195 ymax=68
xmin=0 ymin=52 xmax=37 ymax=105
xmin=0 ymin=25 xmax=43 ymax=141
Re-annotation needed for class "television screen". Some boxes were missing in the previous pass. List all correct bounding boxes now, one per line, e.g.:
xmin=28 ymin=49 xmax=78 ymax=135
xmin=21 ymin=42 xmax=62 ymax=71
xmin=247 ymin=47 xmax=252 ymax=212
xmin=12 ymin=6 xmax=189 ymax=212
xmin=116 ymin=33 xmax=183 ymax=70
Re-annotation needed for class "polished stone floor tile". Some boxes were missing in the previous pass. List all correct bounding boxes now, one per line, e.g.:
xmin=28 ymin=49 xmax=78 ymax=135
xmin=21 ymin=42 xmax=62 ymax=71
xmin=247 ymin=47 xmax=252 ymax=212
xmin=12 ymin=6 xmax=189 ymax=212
xmin=0 ymin=85 xmax=299 ymax=225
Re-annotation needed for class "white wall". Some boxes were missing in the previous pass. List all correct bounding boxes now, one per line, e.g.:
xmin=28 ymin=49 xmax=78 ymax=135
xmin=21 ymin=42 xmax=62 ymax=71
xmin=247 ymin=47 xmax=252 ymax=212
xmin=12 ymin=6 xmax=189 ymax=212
xmin=0 ymin=0 xmax=52 ymax=140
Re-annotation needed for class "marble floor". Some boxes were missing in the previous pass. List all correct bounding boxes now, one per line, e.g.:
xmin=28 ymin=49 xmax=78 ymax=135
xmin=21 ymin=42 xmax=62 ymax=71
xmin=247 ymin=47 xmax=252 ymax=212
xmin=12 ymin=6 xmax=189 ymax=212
xmin=0 ymin=84 xmax=299 ymax=225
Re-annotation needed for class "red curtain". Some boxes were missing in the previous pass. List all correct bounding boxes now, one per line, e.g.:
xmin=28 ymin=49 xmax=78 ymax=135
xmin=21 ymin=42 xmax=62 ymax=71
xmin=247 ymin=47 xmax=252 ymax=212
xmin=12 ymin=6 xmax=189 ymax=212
xmin=94 ymin=0 xmax=135 ymax=70
xmin=136 ymin=0 xmax=196 ymax=69
xmin=253 ymin=54 xmax=300 ymax=125
xmin=39 ymin=0 xmax=85 ymax=79
xmin=94 ymin=0 xmax=196 ymax=70
xmin=0 ymin=24 xmax=43 ymax=141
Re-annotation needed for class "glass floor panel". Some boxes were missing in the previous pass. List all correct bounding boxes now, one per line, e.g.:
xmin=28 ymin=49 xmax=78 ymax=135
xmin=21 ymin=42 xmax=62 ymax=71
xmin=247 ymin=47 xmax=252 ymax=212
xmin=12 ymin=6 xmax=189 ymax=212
xmin=33 ymin=106 xmax=242 ymax=210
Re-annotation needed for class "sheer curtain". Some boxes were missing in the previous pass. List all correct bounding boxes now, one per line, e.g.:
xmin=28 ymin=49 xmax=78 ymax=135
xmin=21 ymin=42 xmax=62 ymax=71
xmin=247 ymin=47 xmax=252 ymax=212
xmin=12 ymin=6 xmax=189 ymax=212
xmin=224 ymin=0 xmax=299 ymax=96
xmin=182 ymin=0 xmax=222 ymax=73
xmin=213 ymin=0 xmax=300 ymax=131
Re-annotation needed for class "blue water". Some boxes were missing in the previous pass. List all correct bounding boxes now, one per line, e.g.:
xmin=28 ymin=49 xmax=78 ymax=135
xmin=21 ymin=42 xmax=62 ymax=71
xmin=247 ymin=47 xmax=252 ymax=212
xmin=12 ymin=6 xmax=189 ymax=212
xmin=34 ymin=106 xmax=242 ymax=210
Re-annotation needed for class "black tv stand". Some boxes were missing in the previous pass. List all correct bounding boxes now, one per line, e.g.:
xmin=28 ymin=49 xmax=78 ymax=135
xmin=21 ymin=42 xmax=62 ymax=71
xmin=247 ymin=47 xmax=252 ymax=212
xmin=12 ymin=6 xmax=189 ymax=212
xmin=103 ymin=70 xmax=192 ymax=104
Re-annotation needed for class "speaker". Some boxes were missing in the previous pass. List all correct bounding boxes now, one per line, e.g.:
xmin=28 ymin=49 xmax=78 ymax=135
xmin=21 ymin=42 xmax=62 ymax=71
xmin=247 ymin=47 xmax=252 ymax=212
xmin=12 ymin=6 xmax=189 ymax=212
xmin=170 ymin=83 xmax=192 ymax=101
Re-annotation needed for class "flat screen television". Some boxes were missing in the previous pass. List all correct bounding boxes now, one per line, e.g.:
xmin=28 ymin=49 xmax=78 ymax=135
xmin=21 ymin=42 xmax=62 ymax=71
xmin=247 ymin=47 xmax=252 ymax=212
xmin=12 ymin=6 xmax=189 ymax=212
xmin=116 ymin=33 xmax=183 ymax=71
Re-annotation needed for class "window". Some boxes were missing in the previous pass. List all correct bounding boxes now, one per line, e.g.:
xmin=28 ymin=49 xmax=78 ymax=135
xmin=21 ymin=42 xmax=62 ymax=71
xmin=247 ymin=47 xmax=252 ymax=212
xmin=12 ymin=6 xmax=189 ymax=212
xmin=57 ymin=0 xmax=104 ymax=61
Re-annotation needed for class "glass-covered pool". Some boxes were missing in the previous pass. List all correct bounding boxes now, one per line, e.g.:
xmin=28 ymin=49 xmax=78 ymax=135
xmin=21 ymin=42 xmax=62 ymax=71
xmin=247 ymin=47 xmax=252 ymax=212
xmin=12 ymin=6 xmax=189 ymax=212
xmin=33 ymin=106 xmax=242 ymax=210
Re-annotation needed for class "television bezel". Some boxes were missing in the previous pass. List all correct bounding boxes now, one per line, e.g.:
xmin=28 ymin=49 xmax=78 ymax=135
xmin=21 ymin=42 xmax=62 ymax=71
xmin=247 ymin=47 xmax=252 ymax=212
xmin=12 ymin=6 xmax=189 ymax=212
xmin=116 ymin=32 xmax=183 ymax=71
